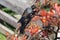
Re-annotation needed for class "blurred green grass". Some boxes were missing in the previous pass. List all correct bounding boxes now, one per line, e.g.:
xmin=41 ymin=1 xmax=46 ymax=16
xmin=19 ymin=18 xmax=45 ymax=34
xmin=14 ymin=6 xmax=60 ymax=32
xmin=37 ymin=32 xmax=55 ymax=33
xmin=0 ymin=33 xmax=6 ymax=40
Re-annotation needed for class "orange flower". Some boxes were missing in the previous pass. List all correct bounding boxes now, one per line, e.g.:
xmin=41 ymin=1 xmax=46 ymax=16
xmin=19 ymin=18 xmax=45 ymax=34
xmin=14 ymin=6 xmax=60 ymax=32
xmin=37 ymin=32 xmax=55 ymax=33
xmin=48 ymin=11 xmax=54 ymax=17
xmin=40 ymin=9 xmax=47 ymax=16
xmin=10 ymin=35 xmax=15 ymax=40
xmin=32 ymin=16 xmax=39 ymax=21
xmin=58 ymin=12 xmax=60 ymax=16
xmin=47 ymin=15 xmax=50 ymax=21
xmin=21 ymin=35 xmax=27 ymax=40
xmin=33 ymin=27 xmax=38 ymax=34
xmin=42 ymin=17 xmax=46 ymax=23
xmin=6 ymin=32 xmax=9 ymax=37
xmin=15 ymin=37 xmax=18 ymax=40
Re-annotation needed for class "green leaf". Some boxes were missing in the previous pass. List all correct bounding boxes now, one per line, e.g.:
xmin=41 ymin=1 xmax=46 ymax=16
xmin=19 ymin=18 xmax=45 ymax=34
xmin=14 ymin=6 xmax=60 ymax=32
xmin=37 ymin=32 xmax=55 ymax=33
xmin=0 ymin=33 xmax=6 ymax=40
